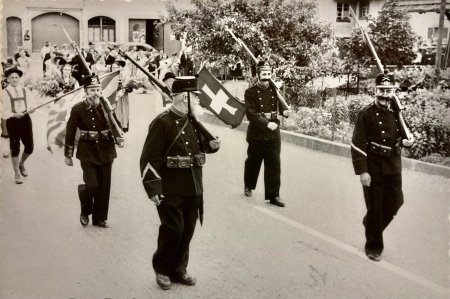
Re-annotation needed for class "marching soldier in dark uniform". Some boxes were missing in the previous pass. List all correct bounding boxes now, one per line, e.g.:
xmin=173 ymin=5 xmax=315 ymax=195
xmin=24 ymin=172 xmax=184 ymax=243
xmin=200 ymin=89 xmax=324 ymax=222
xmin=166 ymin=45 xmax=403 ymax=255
xmin=64 ymin=74 xmax=123 ymax=228
xmin=243 ymin=61 xmax=290 ymax=207
xmin=140 ymin=76 xmax=220 ymax=290
xmin=351 ymin=71 xmax=413 ymax=262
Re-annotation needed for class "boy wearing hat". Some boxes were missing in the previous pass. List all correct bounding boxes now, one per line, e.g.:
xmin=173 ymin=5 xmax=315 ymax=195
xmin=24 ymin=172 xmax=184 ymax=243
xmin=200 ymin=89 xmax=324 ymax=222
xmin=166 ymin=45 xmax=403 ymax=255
xmin=140 ymin=76 xmax=220 ymax=290
xmin=351 ymin=71 xmax=413 ymax=262
xmin=1 ymin=67 xmax=36 ymax=184
xmin=243 ymin=61 xmax=289 ymax=207
xmin=64 ymin=75 xmax=123 ymax=228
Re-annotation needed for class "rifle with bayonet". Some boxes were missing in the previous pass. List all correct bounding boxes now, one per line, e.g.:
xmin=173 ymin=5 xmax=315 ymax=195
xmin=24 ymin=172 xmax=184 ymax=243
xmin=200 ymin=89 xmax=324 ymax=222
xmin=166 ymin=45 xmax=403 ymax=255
xmin=224 ymin=26 xmax=291 ymax=114
xmin=117 ymin=48 xmax=218 ymax=142
xmin=348 ymin=7 xmax=414 ymax=144
xmin=61 ymin=25 xmax=124 ymax=146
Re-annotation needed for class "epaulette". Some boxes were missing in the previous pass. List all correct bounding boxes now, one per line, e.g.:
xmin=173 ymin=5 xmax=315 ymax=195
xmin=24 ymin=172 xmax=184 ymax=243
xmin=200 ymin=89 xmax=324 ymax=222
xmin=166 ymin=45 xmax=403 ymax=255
xmin=155 ymin=109 xmax=170 ymax=120
xmin=71 ymin=101 xmax=85 ymax=111
xmin=361 ymin=101 xmax=375 ymax=113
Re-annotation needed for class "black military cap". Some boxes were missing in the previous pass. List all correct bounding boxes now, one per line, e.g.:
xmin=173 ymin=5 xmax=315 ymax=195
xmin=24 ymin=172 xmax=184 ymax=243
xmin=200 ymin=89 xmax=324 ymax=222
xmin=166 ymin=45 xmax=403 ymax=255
xmin=4 ymin=66 xmax=23 ymax=78
xmin=83 ymin=74 xmax=101 ymax=88
xmin=171 ymin=76 xmax=201 ymax=94
xmin=257 ymin=60 xmax=271 ymax=72
xmin=375 ymin=72 xmax=396 ymax=89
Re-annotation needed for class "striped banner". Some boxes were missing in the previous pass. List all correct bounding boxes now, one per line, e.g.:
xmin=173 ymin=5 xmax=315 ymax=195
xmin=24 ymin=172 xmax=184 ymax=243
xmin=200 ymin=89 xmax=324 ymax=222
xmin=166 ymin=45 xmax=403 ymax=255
xmin=46 ymin=70 xmax=120 ymax=151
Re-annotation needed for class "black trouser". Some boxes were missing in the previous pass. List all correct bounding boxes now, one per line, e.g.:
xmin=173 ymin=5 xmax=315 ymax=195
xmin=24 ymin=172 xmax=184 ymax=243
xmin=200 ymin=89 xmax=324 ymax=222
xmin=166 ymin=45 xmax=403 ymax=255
xmin=153 ymin=195 xmax=201 ymax=277
xmin=79 ymin=161 xmax=112 ymax=222
xmin=6 ymin=115 xmax=33 ymax=157
xmin=363 ymin=172 xmax=404 ymax=253
xmin=244 ymin=140 xmax=281 ymax=199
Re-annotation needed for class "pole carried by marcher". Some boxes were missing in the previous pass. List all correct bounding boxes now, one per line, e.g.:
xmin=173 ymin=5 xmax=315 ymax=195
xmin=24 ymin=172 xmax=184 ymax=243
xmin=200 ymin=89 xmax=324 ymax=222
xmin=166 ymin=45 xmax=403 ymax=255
xmin=224 ymin=26 xmax=291 ymax=114
xmin=61 ymin=25 xmax=124 ymax=146
xmin=348 ymin=6 xmax=414 ymax=145
xmin=117 ymin=48 xmax=218 ymax=142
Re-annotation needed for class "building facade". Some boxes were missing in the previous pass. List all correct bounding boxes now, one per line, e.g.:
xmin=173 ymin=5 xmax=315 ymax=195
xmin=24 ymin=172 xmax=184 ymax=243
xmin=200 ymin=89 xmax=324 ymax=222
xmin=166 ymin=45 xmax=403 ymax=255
xmin=1 ymin=0 xmax=449 ymax=59
xmin=316 ymin=0 xmax=450 ymax=46
xmin=1 ymin=0 xmax=192 ymax=57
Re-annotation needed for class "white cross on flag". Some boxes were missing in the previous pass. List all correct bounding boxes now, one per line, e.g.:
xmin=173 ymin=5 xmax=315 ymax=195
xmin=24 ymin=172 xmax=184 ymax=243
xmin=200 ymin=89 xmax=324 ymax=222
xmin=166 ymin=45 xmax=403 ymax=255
xmin=197 ymin=67 xmax=245 ymax=128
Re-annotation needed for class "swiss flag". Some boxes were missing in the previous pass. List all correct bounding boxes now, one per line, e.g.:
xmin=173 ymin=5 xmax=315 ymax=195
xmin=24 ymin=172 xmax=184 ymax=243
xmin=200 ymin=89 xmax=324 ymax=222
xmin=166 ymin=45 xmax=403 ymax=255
xmin=197 ymin=67 xmax=245 ymax=128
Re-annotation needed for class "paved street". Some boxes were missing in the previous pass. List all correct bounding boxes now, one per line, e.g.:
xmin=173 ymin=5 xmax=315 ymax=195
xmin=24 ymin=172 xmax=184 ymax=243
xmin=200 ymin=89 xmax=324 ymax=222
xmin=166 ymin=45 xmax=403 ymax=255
xmin=0 ymin=60 xmax=449 ymax=299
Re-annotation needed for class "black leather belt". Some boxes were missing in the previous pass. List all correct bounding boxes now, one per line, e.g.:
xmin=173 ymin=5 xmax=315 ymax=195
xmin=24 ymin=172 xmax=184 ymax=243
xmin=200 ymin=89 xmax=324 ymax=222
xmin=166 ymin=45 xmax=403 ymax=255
xmin=79 ymin=129 xmax=111 ymax=141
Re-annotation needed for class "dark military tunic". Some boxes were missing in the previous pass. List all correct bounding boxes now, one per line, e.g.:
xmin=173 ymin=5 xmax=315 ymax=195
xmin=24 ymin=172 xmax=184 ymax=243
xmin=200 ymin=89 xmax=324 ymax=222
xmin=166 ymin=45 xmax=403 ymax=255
xmin=351 ymin=101 xmax=407 ymax=254
xmin=140 ymin=106 xmax=218 ymax=277
xmin=64 ymin=100 xmax=117 ymax=222
xmin=244 ymin=83 xmax=287 ymax=200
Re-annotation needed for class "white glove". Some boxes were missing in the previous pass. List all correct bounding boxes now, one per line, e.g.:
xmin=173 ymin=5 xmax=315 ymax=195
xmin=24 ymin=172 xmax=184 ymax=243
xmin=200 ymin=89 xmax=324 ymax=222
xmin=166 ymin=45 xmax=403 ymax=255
xmin=267 ymin=122 xmax=278 ymax=131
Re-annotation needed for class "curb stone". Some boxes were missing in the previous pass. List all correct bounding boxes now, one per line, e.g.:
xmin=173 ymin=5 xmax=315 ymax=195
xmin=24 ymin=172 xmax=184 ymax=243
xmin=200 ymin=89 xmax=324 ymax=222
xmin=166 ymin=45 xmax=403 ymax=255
xmin=199 ymin=112 xmax=450 ymax=179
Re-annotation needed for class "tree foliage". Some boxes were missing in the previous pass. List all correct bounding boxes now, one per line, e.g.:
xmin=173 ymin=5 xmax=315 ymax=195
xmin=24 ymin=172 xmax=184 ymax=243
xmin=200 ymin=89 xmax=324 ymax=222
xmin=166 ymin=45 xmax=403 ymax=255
xmin=162 ymin=0 xmax=335 ymax=106
xmin=340 ymin=3 xmax=418 ymax=68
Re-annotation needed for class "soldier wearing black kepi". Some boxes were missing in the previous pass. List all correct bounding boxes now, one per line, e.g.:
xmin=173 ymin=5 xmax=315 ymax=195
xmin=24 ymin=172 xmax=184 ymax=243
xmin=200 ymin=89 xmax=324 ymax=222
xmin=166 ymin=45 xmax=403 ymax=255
xmin=64 ymin=74 xmax=124 ymax=228
xmin=351 ymin=71 xmax=413 ymax=262
xmin=140 ymin=76 xmax=220 ymax=290
xmin=243 ymin=61 xmax=290 ymax=207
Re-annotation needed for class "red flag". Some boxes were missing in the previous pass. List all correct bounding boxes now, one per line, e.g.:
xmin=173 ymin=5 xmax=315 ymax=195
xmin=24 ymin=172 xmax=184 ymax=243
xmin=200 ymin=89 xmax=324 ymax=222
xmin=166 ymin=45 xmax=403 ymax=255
xmin=197 ymin=67 xmax=245 ymax=128
xmin=46 ymin=71 xmax=120 ymax=151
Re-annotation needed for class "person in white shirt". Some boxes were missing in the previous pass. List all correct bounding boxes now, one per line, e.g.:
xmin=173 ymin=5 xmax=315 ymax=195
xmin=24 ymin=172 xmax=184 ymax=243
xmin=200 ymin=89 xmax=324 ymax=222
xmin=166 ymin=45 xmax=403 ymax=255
xmin=1 ymin=67 xmax=36 ymax=184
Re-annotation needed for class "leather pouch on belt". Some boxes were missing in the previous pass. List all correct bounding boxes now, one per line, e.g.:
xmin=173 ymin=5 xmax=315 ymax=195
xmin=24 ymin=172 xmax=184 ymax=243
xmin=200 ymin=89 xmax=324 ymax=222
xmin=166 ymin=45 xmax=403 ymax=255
xmin=88 ymin=131 xmax=98 ymax=140
xmin=166 ymin=156 xmax=191 ymax=168
xmin=194 ymin=153 xmax=206 ymax=167
xmin=369 ymin=141 xmax=392 ymax=157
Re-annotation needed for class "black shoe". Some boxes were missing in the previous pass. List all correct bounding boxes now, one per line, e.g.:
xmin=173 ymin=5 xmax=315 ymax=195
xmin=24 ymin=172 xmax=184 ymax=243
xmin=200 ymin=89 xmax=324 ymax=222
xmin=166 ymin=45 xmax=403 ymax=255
xmin=155 ymin=273 xmax=171 ymax=290
xmin=80 ymin=215 xmax=89 ymax=226
xmin=244 ymin=187 xmax=252 ymax=197
xmin=366 ymin=251 xmax=381 ymax=262
xmin=92 ymin=220 xmax=108 ymax=228
xmin=269 ymin=197 xmax=285 ymax=207
xmin=172 ymin=273 xmax=196 ymax=286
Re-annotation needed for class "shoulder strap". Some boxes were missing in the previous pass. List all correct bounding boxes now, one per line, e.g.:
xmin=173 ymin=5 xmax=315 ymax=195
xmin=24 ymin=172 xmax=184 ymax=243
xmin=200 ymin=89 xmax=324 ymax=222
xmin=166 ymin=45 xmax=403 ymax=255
xmin=163 ymin=119 xmax=189 ymax=159
xmin=22 ymin=88 xmax=28 ymax=110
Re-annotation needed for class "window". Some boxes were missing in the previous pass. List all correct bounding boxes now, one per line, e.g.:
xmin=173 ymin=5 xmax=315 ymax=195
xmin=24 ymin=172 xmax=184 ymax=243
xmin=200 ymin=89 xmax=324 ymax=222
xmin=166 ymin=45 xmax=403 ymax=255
xmin=337 ymin=3 xmax=350 ymax=23
xmin=88 ymin=16 xmax=116 ymax=42
xmin=359 ymin=1 xmax=369 ymax=19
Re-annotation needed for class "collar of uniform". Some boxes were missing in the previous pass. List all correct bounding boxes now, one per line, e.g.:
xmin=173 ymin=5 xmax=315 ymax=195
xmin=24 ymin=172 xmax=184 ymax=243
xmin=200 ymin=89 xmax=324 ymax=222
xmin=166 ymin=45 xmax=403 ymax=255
xmin=374 ymin=100 xmax=392 ymax=111
xmin=169 ymin=105 xmax=187 ymax=118
xmin=83 ymin=99 xmax=100 ymax=110
xmin=256 ymin=81 xmax=270 ymax=90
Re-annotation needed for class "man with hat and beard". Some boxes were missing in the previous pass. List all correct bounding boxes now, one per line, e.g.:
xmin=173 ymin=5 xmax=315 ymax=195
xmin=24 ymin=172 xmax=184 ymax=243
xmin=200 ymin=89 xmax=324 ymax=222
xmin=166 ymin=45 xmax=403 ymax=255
xmin=351 ymin=70 xmax=413 ymax=262
xmin=140 ymin=76 xmax=220 ymax=290
xmin=243 ymin=60 xmax=290 ymax=207
xmin=1 ymin=66 xmax=36 ymax=184
xmin=64 ymin=74 xmax=123 ymax=228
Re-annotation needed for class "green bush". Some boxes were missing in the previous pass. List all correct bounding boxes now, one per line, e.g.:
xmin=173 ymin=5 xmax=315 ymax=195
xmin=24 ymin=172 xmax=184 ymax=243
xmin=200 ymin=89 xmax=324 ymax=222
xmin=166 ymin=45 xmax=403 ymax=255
xmin=347 ymin=94 xmax=374 ymax=124
xmin=402 ymin=90 xmax=450 ymax=159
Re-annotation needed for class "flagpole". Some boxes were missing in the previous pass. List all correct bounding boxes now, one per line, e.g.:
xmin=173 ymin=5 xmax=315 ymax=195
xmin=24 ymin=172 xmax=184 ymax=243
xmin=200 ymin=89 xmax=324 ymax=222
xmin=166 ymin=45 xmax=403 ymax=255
xmin=23 ymin=71 xmax=116 ymax=115
xmin=24 ymin=86 xmax=84 ymax=115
